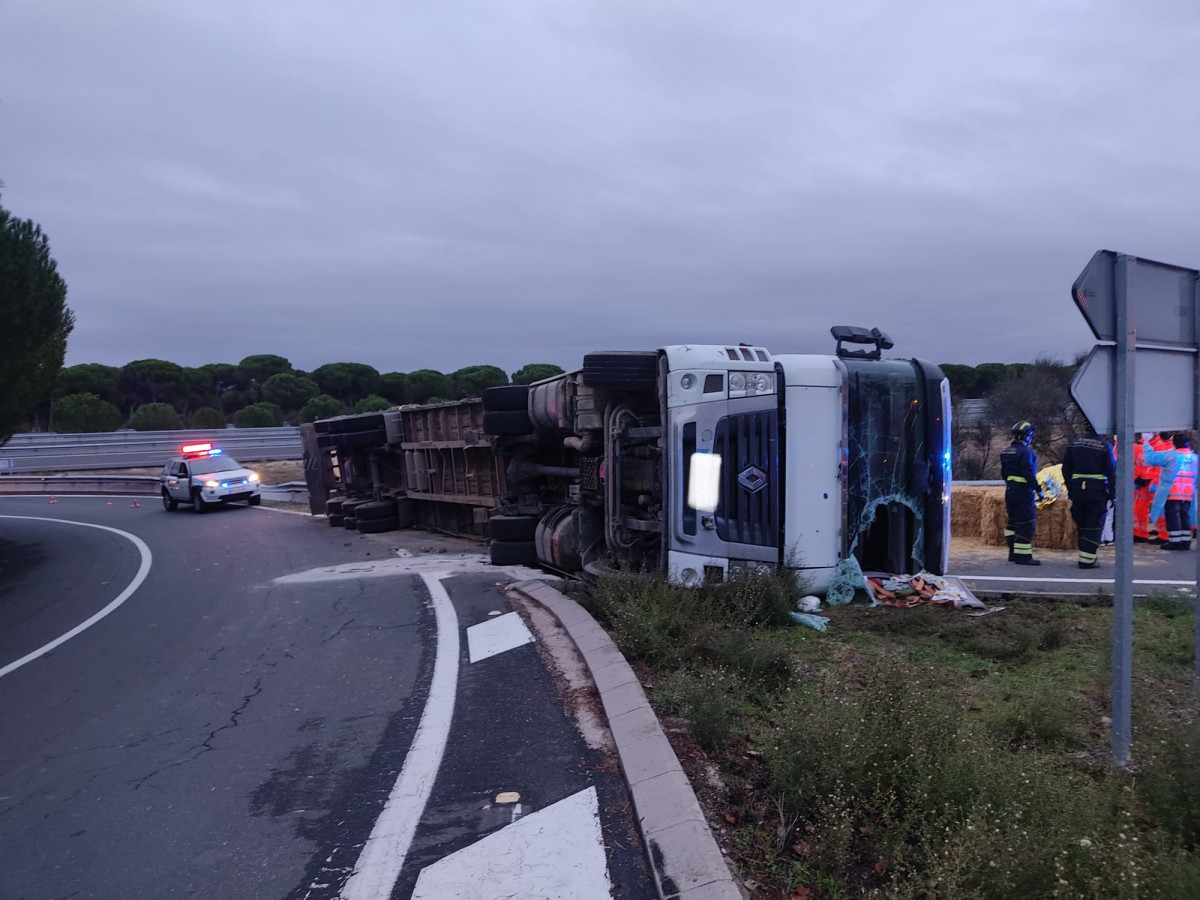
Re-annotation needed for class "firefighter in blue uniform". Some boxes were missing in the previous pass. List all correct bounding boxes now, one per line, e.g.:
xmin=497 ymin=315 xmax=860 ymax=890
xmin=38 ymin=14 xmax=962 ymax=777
xmin=1061 ymin=426 xmax=1116 ymax=568
xmin=1001 ymin=421 xmax=1044 ymax=565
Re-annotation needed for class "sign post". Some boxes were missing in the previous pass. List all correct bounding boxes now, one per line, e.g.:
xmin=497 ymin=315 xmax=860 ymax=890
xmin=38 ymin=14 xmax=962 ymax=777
xmin=1069 ymin=250 xmax=1200 ymax=765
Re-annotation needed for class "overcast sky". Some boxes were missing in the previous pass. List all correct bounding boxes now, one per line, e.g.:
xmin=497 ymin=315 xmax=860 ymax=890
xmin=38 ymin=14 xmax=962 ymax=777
xmin=2 ymin=1 xmax=1197 ymax=377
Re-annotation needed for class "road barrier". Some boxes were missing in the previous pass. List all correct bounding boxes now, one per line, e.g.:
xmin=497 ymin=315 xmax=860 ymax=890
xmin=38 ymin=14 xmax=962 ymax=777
xmin=0 ymin=475 xmax=161 ymax=495
xmin=0 ymin=428 xmax=302 ymax=473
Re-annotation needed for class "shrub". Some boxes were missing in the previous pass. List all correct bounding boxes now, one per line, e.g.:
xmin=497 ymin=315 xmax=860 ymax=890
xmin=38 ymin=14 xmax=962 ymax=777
xmin=188 ymin=407 xmax=225 ymax=429
xmin=300 ymin=394 xmax=347 ymax=423
xmin=127 ymin=402 xmax=182 ymax=431
xmin=233 ymin=402 xmax=285 ymax=428
xmin=52 ymin=392 xmax=121 ymax=433
xmin=659 ymin=667 xmax=746 ymax=751
xmin=353 ymin=394 xmax=391 ymax=413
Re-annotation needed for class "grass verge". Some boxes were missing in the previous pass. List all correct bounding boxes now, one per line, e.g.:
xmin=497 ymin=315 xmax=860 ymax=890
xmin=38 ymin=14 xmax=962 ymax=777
xmin=585 ymin=575 xmax=1200 ymax=899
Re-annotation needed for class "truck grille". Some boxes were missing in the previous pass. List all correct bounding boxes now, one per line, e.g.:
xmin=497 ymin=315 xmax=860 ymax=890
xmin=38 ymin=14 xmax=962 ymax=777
xmin=714 ymin=410 xmax=780 ymax=547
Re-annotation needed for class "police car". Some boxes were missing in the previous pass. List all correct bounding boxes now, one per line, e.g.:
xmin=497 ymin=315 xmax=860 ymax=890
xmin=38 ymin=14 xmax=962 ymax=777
xmin=160 ymin=443 xmax=262 ymax=513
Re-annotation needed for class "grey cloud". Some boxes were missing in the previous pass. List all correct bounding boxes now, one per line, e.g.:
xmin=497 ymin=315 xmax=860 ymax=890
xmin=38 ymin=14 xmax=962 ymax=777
xmin=2 ymin=0 xmax=1197 ymax=378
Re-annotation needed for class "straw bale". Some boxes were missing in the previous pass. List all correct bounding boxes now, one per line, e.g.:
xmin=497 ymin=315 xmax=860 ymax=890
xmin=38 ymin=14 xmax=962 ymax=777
xmin=950 ymin=484 xmax=1078 ymax=550
xmin=950 ymin=486 xmax=987 ymax=538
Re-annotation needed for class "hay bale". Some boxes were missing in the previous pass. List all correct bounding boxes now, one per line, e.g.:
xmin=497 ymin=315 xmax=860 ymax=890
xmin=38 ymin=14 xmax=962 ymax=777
xmin=979 ymin=489 xmax=1009 ymax=544
xmin=950 ymin=483 xmax=1079 ymax=549
xmin=1035 ymin=496 xmax=1077 ymax=550
xmin=950 ymin=485 xmax=988 ymax=538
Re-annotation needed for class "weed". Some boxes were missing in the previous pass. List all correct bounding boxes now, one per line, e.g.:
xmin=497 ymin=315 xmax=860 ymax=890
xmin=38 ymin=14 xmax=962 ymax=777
xmin=658 ymin=666 xmax=745 ymax=751
xmin=1139 ymin=591 xmax=1195 ymax=618
xmin=983 ymin=678 xmax=1078 ymax=748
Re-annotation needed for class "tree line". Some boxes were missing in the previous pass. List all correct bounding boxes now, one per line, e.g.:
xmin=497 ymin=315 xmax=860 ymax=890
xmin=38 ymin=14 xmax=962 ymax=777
xmin=38 ymin=357 xmax=566 ymax=433
xmin=944 ymin=356 xmax=1090 ymax=480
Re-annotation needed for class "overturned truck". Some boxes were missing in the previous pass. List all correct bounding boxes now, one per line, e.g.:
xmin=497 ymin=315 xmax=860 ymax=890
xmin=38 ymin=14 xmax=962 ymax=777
xmin=304 ymin=326 xmax=951 ymax=593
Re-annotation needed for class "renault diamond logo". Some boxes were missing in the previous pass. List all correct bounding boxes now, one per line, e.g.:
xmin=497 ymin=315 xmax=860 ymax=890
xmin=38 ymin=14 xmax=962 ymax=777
xmin=738 ymin=465 xmax=768 ymax=494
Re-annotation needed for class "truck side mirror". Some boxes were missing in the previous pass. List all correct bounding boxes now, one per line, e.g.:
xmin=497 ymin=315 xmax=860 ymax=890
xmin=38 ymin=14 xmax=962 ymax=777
xmin=687 ymin=452 xmax=722 ymax=513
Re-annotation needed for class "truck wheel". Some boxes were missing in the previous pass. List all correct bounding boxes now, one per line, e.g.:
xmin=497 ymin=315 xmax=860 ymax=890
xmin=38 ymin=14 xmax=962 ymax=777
xmin=359 ymin=515 xmax=400 ymax=534
xmin=582 ymin=351 xmax=658 ymax=389
xmin=488 ymin=515 xmax=538 ymax=542
xmin=482 ymin=385 xmax=530 ymax=412
xmin=328 ymin=514 xmax=345 ymax=527
xmin=343 ymin=517 xmax=358 ymax=530
xmin=162 ymin=489 xmax=178 ymax=512
xmin=326 ymin=497 xmax=345 ymax=515
xmin=355 ymin=500 xmax=397 ymax=521
xmin=192 ymin=492 xmax=208 ymax=514
xmin=341 ymin=500 xmax=364 ymax=517
xmin=482 ymin=410 xmax=532 ymax=435
xmin=489 ymin=540 xmax=538 ymax=566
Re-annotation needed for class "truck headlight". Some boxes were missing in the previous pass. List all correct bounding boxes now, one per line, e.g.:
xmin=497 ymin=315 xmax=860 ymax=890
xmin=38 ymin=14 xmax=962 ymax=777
xmin=729 ymin=371 xmax=775 ymax=398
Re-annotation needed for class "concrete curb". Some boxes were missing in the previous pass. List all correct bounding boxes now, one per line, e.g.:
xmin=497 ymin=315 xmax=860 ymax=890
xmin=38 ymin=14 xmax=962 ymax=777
xmin=511 ymin=579 xmax=746 ymax=900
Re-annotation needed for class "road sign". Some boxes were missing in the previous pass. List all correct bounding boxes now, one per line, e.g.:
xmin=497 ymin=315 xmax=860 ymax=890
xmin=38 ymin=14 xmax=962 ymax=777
xmin=1073 ymin=250 xmax=1197 ymax=344
xmin=1069 ymin=344 xmax=1197 ymax=433
xmin=1069 ymin=250 xmax=1200 ymax=768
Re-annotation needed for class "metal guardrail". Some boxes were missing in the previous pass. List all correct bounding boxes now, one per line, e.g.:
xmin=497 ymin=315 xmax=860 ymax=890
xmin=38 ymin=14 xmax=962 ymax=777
xmin=0 ymin=475 xmax=311 ymax=504
xmin=0 ymin=428 xmax=302 ymax=473
xmin=0 ymin=475 xmax=162 ymax=495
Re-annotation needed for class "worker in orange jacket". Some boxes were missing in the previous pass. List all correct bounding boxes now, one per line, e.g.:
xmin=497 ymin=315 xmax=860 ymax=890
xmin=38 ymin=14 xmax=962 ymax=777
xmin=1150 ymin=433 xmax=1173 ymax=542
xmin=1133 ymin=433 xmax=1157 ymax=541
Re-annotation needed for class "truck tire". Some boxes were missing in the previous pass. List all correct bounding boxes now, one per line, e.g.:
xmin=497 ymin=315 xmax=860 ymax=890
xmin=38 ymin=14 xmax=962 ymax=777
xmin=328 ymin=514 xmax=345 ymax=527
xmin=482 ymin=385 xmax=530 ymax=412
xmin=581 ymin=351 xmax=658 ymax=389
xmin=489 ymin=540 xmax=538 ymax=566
xmin=355 ymin=500 xmax=397 ymax=521
xmin=343 ymin=517 xmax=358 ymax=531
xmin=359 ymin=515 xmax=400 ymax=534
xmin=341 ymin=500 xmax=364 ymax=517
xmin=482 ymin=410 xmax=532 ymax=435
xmin=326 ymin=497 xmax=345 ymax=515
xmin=488 ymin=515 xmax=538 ymax=542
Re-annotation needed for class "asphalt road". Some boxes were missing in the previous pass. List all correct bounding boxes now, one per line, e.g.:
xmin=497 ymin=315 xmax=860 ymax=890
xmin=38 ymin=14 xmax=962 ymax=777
xmin=949 ymin=537 xmax=1200 ymax=599
xmin=0 ymin=497 xmax=651 ymax=899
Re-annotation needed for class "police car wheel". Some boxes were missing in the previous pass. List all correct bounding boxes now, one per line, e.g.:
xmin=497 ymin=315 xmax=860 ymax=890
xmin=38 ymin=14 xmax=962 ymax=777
xmin=249 ymin=495 xmax=262 ymax=506
xmin=162 ymin=489 xmax=178 ymax=512
xmin=192 ymin=493 xmax=208 ymax=514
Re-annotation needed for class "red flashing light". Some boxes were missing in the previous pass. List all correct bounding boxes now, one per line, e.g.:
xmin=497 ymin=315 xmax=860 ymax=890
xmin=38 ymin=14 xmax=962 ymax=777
xmin=181 ymin=442 xmax=212 ymax=454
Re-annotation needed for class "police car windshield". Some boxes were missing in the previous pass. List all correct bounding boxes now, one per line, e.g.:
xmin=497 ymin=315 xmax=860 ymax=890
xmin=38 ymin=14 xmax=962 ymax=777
xmin=188 ymin=456 xmax=242 ymax=473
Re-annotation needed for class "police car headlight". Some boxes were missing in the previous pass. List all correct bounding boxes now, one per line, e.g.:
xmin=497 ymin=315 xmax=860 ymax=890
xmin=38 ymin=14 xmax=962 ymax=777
xmin=204 ymin=480 xmax=219 ymax=488
xmin=249 ymin=472 xmax=260 ymax=482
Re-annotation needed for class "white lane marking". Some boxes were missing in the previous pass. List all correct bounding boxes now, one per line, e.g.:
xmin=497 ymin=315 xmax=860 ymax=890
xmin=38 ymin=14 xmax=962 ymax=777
xmin=411 ymin=787 xmax=611 ymax=900
xmin=339 ymin=573 xmax=460 ymax=900
xmin=273 ymin=553 xmax=546 ymax=584
xmin=251 ymin=505 xmax=314 ymax=517
xmin=961 ymin=574 xmax=1195 ymax=585
xmin=0 ymin=516 xmax=152 ymax=679
xmin=467 ymin=611 xmax=533 ymax=663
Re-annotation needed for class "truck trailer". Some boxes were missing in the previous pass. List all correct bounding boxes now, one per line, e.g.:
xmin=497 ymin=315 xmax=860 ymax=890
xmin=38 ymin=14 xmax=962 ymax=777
xmin=304 ymin=326 xmax=951 ymax=593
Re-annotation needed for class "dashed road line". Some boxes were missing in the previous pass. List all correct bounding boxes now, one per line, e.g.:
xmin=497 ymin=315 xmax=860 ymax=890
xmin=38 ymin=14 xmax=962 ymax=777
xmin=466 ymin=611 xmax=533 ymax=662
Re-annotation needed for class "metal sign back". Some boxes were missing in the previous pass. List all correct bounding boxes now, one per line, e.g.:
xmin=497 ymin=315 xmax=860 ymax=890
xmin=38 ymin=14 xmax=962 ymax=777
xmin=1073 ymin=250 xmax=1198 ymax=344
xmin=1070 ymin=344 xmax=1197 ymax=433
